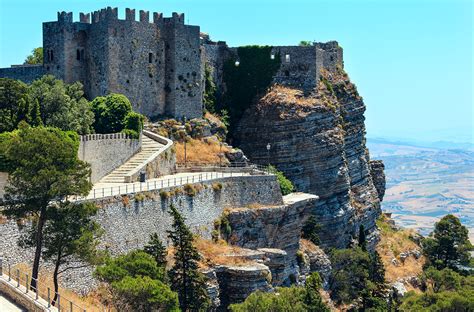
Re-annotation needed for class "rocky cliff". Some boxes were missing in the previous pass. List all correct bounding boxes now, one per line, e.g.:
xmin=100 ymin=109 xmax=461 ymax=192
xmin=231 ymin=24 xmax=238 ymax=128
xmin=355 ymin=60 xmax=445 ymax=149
xmin=234 ymin=69 xmax=384 ymax=249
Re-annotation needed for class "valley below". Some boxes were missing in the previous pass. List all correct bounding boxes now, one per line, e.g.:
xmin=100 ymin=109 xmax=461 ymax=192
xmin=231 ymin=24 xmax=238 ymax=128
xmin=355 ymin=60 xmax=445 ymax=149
xmin=367 ymin=138 xmax=474 ymax=242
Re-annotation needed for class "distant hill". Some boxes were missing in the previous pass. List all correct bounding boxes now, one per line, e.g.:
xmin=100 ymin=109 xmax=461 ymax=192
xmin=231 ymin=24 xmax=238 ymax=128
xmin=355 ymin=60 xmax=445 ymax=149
xmin=367 ymin=138 xmax=474 ymax=242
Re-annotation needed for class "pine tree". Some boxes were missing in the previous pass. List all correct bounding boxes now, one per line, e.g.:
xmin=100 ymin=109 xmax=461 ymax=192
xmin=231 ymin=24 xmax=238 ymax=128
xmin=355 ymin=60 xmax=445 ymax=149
xmin=144 ymin=233 xmax=167 ymax=268
xmin=30 ymin=99 xmax=43 ymax=126
xmin=16 ymin=97 xmax=30 ymax=125
xmin=167 ymin=204 xmax=210 ymax=311
xmin=369 ymin=251 xmax=386 ymax=285
xmin=304 ymin=272 xmax=330 ymax=312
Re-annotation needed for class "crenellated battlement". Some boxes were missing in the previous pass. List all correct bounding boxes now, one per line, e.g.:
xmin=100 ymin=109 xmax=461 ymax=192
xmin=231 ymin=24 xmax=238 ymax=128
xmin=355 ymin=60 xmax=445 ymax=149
xmin=68 ymin=8 xmax=184 ymax=25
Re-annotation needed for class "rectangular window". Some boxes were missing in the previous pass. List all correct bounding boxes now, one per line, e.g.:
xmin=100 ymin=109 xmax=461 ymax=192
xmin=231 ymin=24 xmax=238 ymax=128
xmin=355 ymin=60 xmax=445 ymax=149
xmin=285 ymin=54 xmax=290 ymax=63
xmin=149 ymin=53 xmax=153 ymax=63
xmin=76 ymin=49 xmax=81 ymax=61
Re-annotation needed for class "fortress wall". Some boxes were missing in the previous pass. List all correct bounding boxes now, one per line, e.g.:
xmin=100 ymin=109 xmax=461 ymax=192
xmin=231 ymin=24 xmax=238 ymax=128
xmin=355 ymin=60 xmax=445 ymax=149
xmin=0 ymin=66 xmax=45 ymax=84
xmin=162 ymin=15 xmax=203 ymax=119
xmin=104 ymin=18 xmax=166 ymax=118
xmin=272 ymin=46 xmax=318 ymax=92
xmin=78 ymin=133 xmax=141 ymax=183
xmin=0 ymin=174 xmax=282 ymax=292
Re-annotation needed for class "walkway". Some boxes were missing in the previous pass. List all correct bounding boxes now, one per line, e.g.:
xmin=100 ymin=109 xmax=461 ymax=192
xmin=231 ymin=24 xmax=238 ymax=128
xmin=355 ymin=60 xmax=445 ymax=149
xmin=0 ymin=294 xmax=26 ymax=312
xmin=82 ymin=171 xmax=253 ymax=200
xmin=100 ymin=135 xmax=165 ymax=183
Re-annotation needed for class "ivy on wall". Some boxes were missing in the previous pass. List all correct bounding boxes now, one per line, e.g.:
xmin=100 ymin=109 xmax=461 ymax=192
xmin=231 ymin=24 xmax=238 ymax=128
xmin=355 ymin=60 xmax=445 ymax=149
xmin=221 ymin=46 xmax=281 ymax=135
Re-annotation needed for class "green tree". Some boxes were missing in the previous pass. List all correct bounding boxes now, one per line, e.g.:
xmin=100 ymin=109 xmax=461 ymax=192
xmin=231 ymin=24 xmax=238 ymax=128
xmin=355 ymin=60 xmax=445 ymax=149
xmin=368 ymin=251 xmax=386 ymax=285
xmin=144 ymin=233 xmax=167 ymax=268
xmin=96 ymin=251 xmax=178 ymax=312
xmin=0 ymin=78 xmax=29 ymax=132
xmin=28 ymin=75 xmax=94 ymax=134
xmin=423 ymin=214 xmax=472 ymax=270
xmin=304 ymin=272 xmax=330 ymax=312
xmin=91 ymin=93 xmax=133 ymax=134
xmin=302 ymin=216 xmax=321 ymax=245
xmin=266 ymin=165 xmax=295 ymax=195
xmin=329 ymin=247 xmax=371 ymax=303
xmin=123 ymin=111 xmax=144 ymax=138
xmin=111 ymin=276 xmax=179 ymax=312
xmin=21 ymin=202 xmax=104 ymax=305
xmin=2 ymin=125 xmax=92 ymax=290
xmin=167 ymin=204 xmax=211 ymax=311
xmin=29 ymin=99 xmax=43 ymax=126
xmin=230 ymin=287 xmax=307 ymax=312
xmin=421 ymin=267 xmax=462 ymax=293
xmin=24 ymin=47 xmax=43 ymax=65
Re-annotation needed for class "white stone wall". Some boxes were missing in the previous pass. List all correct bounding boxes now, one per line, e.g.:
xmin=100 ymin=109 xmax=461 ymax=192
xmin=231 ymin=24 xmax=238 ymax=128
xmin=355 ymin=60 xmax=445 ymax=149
xmin=78 ymin=133 xmax=141 ymax=183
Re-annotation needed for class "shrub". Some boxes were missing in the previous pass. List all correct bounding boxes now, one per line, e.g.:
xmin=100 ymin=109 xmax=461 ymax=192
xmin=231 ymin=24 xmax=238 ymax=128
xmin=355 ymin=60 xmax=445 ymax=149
xmin=212 ymin=182 xmax=223 ymax=191
xmin=124 ymin=111 xmax=144 ymax=134
xmin=159 ymin=190 xmax=170 ymax=200
xmin=266 ymin=165 xmax=295 ymax=195
xmin=183 ymin=183 xmax=197 ymax=197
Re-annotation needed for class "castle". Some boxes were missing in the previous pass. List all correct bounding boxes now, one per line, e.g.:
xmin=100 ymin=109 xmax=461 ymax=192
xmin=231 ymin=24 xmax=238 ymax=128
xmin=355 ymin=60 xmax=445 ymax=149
xmin=0 ymin=7 xmax=344 ymax=119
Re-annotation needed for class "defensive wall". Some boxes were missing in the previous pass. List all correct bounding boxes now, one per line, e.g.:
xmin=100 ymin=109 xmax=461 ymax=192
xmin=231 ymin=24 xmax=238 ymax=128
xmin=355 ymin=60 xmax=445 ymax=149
xmin=78 ymin=132 xmax=142 ymax=183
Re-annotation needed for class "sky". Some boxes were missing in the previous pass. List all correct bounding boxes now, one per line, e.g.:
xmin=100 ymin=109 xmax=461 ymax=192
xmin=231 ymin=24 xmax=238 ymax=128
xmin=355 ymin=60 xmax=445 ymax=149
xmin=0 ymin=0 xmax=472 ymax=143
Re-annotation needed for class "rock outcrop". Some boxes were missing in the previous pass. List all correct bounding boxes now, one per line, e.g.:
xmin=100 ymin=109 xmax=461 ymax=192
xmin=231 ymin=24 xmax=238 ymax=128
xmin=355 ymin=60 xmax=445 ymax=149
xmin=234 ymin=70 xmax=384 ymax=249
xmin=369 ymin=160 xmax=386 ymax=201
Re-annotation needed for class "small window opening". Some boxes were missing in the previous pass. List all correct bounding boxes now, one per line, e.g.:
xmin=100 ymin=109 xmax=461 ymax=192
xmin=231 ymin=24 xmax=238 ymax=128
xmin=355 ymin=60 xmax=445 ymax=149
xmin=285 ymin=54 xmax=290 ymax=63
xmin=285 ymin=70 xmax=290 ymax=77
xmin=330 ymin=56 xmax=334 ymax=62
xmin=50 ymin=50 xmax=54 ymax=61
xmin=76 ymin=49 xmax=81 ymax=60
xmin=149 ymin=53 xmax=153 ymax=63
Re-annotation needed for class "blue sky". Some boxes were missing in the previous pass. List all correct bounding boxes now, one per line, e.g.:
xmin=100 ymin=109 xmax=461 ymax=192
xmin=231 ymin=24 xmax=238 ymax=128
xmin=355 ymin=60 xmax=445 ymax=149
xmin=0 ymin=0 xmax=472 ymax=143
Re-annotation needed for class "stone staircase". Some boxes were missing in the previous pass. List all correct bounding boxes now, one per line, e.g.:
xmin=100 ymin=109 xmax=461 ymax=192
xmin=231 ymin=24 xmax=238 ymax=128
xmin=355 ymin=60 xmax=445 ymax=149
xmin=99 ymin=135 xmax=165 ymax=184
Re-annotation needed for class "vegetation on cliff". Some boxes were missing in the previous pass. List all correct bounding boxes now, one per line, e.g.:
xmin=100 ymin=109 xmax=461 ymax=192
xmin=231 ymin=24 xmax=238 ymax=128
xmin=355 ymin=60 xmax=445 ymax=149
xmin=222 ymin=45 xmax=281 ymax=134
xmin=229 ymin=272 xmax=329 ymax=312
xmin=266 ymin=165 xmax=295 ymax=195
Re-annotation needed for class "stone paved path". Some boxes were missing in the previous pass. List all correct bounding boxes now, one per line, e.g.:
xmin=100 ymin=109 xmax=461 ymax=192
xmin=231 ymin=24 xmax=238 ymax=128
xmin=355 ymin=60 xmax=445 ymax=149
xmin=80 ymin=171 xmax=251 ymax=200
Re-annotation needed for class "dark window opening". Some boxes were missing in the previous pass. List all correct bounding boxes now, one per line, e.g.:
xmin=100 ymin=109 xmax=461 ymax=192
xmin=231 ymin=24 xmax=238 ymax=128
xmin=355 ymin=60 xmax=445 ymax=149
xmin=149 ymin=53 xmax=153 ymax=63
xmin=50 ymin=50 xmax=54 ymax=61
xmin=76 ymin=49 xmax=81 ymax=60
xmin=285 ymin=70 xmax=290 ymax=77
xmin=330 ymin=56 xmax=334 ymax=61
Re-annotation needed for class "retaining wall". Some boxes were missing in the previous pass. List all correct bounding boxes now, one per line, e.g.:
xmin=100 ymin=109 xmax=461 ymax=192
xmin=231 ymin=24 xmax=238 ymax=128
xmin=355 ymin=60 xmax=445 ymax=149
xmin=78 ymin=133 xmax=141 ymax=183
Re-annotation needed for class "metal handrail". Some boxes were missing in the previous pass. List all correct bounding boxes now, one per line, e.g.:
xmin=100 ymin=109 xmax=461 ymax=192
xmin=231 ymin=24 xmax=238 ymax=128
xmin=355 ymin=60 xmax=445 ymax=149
xmin=0 ymin=258 xmax=102 ymax=311
xmin=74 ymin=163 xmax=272 ymax=201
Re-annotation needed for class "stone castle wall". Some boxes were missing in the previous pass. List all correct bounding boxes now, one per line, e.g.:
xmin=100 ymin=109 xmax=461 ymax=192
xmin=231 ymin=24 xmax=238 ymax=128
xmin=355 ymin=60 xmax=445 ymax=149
xmin=78 ymin=133 xmax=141 ymax=183
xmin=0 ymin=65 xmax=45 ymax=84
xmin=2 ymin=8 xmax=203 ymax=120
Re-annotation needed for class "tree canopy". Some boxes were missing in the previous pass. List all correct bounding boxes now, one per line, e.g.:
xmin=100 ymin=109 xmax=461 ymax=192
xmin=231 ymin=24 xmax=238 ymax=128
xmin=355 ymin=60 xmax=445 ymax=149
xmin=0 ymin=78 xmax=30 ymax=132
xmin=2 ymin=124 xmax=92 ymax=290
xmin=423 ymin=214 xmax=472 ymax=270
xmin=24 ymin=47 xmax=43 ymax=65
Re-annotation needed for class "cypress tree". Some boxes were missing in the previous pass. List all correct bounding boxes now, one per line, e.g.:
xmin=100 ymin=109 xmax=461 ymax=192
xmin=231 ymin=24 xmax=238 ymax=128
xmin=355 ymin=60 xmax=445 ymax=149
xmin=167 ymin=204 xmax=210 ymax=311
xmin=30 ymin=99 xmax=43 ymax=126
xmin=144 ymin=233 xmax=167 ymax=268
xmin=16 ymin=97 xmax=30 ymax=125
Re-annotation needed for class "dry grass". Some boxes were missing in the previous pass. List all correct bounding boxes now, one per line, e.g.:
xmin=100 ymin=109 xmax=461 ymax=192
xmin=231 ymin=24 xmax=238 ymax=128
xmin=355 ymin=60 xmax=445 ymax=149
xmin=175 ymin=138 xmax=230 ymax=165
xmin=376 ymin=216 xmax=425 ymax=283
xmin=194 ymin=238 xmax=255 ymax=268
xmin=260 ymin=85 xmax=319 ymax=108
xmin=11 ymin=263 xmax=107 ymax=311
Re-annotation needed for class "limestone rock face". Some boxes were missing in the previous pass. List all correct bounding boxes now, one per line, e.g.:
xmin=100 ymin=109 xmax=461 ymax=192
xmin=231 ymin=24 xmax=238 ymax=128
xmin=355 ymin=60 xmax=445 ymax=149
xmin=234 ymin=73 xmax=383 ymax=249
xmin=369 ymin=160 xmax=386 ymax=201
xmin=214 ymin=264 xmax=272 ymax=308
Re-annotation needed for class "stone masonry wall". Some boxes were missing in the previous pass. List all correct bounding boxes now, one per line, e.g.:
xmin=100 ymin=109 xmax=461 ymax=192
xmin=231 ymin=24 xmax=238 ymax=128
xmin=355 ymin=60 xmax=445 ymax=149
xmin=0 ymin=175 xmax=282 ymax=293
xmin=78 ymin=133 xmax=141 ymax=183
xmin=0 ymin=65 xmax=45 ymax=84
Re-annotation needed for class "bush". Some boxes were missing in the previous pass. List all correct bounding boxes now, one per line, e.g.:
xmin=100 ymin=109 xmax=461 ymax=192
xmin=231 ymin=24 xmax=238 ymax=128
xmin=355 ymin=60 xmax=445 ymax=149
xmin=266 ymin=165 xmax=295 ymax=195
xmin=183 ymin=183 xmax=197 ymax=197
xmin=124 ymin=111 xmax=144 ymax=134
xmin=212 ymin=182 xmax=223 ymax=191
